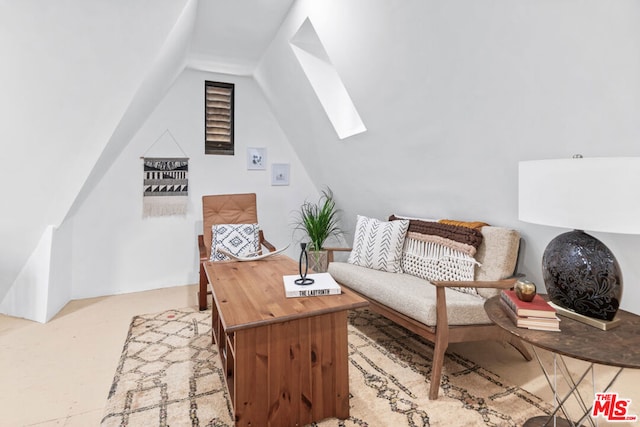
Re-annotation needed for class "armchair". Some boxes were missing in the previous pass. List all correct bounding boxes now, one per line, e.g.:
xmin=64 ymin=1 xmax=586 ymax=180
xmin=198 ymin=193 xmax=275 ymax=310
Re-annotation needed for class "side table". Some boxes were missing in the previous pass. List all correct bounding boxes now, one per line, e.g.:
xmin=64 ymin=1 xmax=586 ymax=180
xmin=485 ymin=295 xmax=640 ymax=427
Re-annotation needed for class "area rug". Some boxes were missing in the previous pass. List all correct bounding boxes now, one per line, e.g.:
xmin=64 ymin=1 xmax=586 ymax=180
xmin=101 ymin=308 xmax=551 ymax=427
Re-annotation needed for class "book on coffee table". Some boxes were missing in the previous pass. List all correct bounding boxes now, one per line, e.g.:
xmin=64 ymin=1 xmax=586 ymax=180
xmin=283 ymin=272 xmax=342 ymax=298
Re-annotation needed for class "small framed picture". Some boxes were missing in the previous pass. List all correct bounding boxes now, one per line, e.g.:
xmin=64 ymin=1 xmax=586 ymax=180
xmin=271 ymin=163 xmax=290 ymax=186
xmin=247 ymin=147 xmax=266 ymax=170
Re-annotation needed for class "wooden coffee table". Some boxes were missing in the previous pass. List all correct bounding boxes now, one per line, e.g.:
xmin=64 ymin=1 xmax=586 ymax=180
xmin=203 ymin=255 xmax=368 ymax=427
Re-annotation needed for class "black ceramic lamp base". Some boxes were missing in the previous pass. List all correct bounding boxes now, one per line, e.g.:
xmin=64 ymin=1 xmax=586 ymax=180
xmin=542 ymin=230 xmax=622 ymax=330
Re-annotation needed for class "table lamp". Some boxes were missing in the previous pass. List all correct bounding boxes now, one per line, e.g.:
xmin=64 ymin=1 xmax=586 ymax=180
xmin=518 ymin=156 xmax=640 ymax=330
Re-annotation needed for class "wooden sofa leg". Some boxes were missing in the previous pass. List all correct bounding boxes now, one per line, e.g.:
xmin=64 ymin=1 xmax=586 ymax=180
xmin=429 ymin=342 xmax=447 ymax=400
xmin=430 ymin=287 xmax=450 ymax=400
xmin=198 ymin=263 xmax=208 ymax=311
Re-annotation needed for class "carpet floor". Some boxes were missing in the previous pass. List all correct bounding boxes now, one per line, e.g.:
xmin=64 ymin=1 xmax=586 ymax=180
xmin=101 ymin=307 xmax=551 ymax=426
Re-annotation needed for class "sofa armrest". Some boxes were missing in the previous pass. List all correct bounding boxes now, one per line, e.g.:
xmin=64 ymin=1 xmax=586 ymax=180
xmin=323 ymin=247 xmax=352 ymax=263
xmin=431 ymin=277 xmax=517 ymax=357
xmin=430 ymin=277 xmax=517 ymax=289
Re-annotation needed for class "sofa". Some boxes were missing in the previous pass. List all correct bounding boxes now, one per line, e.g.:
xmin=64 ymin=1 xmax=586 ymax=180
xmin=327 ymin=215 xmax=532 ymax=400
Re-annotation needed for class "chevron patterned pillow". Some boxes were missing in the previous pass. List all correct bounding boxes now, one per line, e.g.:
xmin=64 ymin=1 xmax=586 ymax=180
xmin=348 ymin=215 xmax=409 ymax=273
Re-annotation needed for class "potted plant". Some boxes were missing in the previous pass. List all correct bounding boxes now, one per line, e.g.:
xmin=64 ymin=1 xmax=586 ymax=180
xmin=294 ymin=188 xmax=343 ymax=272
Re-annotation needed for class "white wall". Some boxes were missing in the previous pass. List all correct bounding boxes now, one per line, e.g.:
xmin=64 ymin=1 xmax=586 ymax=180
xmin=0 ymin=221 xmax=72 ymax=322
xmin=0 ymin=0 xmax=190 ymax=299
xmin=5 ymin=0 xmax=640 ymax=318
xmin=47 ymin=222 xmax=73 ymax=322
xmin=0 ymin=0 xmax=197 ymax=321
xmin=0 ymin=226 xmax=53 ymax=323
xmin=256 ymin=0 xmax=640 ymax=314
xmin=68 ymin=68 xmax=318 ymax=299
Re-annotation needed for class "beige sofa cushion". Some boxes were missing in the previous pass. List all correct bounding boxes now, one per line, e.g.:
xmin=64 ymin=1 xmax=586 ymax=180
xmin=474 ymin=226 xmax=520 ymax=299
xmin=328 ymin=262 xmax=492 ymax=326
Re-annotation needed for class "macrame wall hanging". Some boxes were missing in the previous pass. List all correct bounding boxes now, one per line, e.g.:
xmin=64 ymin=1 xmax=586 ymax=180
xmin=141 ymin=130 xmax=189 ymax=217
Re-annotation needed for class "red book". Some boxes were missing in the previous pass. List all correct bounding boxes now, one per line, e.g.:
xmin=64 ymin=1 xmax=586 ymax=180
xmin=500 ymin=289 xmax=557 ymax=319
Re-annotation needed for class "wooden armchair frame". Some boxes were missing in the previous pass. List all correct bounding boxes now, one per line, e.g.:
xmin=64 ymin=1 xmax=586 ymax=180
xmin=198 ymin=193 xmax=275 ymax=310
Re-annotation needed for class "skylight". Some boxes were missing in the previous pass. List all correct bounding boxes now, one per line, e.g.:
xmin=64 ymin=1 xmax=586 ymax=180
xmin=290 ymin=18 xmax=366 ymax=140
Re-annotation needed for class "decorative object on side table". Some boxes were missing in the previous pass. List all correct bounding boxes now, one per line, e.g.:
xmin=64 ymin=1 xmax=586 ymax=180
xmin=519 ymin=155 xmax=640 ymax=330
xmin=514 ymin=279 xmax=537 ymax=302
xmin=293 ymin=187 xmax=343 ymax=272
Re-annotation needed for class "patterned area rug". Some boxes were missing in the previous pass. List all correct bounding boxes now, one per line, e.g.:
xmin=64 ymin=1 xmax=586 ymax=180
xmin=101 ymin=308 xmax=551 ymax=427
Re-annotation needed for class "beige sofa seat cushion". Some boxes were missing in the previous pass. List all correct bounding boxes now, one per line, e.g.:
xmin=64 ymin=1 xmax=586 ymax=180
xmin=328 ymin=262 xmax=492 ymax=326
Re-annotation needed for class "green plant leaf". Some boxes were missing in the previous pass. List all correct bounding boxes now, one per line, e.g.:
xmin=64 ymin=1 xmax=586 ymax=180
xmin=294 ymin=188 xmax=342 ymax=251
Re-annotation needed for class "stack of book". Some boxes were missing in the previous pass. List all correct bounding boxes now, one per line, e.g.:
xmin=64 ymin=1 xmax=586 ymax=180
xmin=500 ymin=289 xmax=560 ymax=331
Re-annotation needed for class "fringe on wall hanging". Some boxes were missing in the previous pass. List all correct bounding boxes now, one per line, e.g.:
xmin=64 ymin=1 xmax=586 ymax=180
xmin=141 ymin=130 xmax=189 ymax=218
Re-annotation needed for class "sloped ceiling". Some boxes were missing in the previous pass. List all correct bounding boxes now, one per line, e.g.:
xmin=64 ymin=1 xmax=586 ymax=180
xmin=187 ymin=0 xmax=295 ymax=75
xmin=0 ymin=0 xmax=294 ymax=298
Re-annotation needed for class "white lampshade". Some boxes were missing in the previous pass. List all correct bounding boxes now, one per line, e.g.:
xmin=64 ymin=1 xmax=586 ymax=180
xmin=519 ymin=157 xmax=640 ymax=235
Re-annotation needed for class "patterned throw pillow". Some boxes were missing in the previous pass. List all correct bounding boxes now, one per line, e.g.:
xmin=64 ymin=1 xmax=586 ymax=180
xmin=348 ymin=215 xmax=409 ymax=273
xmin=402 ymin=237 xmax=478 ymax=294
xmin=390 ymin=216 xmax=482 ymax=296
xmin=210 ymin=223 xmax=260 ymax=261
